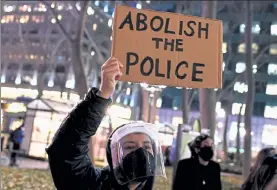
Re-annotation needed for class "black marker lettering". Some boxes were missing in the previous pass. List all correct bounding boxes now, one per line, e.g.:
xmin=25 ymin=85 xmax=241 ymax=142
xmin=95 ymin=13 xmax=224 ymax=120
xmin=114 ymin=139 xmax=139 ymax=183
xmin=192 ymin=63 xmax=205 ymax=82
xmin=136 ymin=13 xmax=147 ymax=31
xmin=140 ymin=56 xmax=154 ymax=76
xmin=150 ymin=16 xmax=164 ymax=32
xmin=175 ymin=61 xmax=188 ymax=79
xmin=184 ymin=20 xmax=196 ymax=37
xmin=126 ymin=52 xmax=139 ymax=74
xmin=152 ymin=38 xmax=163 ymax=49
xmin=198 ymin=22 xmax=209 ymax=39
xmin=164 ymin=18 xmax=175 ymax=34
xmin=155 ymin=59 xmax=165 ymax=77
xmin=119 ymin=11 xmax=134 ymax=30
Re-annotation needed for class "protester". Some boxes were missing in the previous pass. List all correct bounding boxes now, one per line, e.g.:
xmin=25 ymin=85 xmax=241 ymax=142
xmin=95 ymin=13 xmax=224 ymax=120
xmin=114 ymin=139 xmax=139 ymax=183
xmin=173 ymin=134 xmax=222 ymax=190
xmin=46 ymin=57 xmax=166 ymax=190
xmin=242 ymin=154 xmax=277 ymax=190
xmin=9 ymin=123 xmax=24 ymax=167
xmin=164 ymin=146 xmax=172 ymax=166
xmin=241 ymin=148 xmax=276 ymax=189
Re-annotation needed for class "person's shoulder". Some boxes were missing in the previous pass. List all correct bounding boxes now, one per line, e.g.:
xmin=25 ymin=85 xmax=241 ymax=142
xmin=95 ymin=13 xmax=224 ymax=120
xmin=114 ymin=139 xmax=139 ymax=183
xmin=178 ymin=158 xmax=194 ymax=166
xmin=209 ymin=160 xmax=221 ymax=170
xmin=209 ymin=160 xmax=220 ymax=166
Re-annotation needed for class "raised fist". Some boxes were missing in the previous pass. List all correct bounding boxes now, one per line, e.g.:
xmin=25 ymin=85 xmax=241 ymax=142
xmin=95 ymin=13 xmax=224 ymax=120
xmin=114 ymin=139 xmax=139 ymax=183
xmin=99 ymin=57 xmax=123 ymax=99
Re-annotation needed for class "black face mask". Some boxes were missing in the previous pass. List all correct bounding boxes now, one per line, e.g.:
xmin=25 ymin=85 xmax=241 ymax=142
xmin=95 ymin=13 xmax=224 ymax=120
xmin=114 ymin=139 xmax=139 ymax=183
xmin=114 ymin=147 xmax=156 ymax=184
xmin=199 ymin=146 xmax=214 ymax=161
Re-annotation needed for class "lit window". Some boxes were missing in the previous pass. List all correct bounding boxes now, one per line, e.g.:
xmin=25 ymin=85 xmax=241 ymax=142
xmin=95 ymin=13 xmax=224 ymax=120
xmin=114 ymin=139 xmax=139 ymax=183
xmin=33 ymin=3 xmax=47 ymax=12
xmin=266 ymin=84 xmax=277 ymax=95
xmin=253 ymin=64 xmax=257 ymax=74
xmin=222 ymin=62 xmax=225 ymax=71
xmin=1 ymin=15 xmax=15 ymax=23
xmin=57 ymin=15 xmax=62 ymax=20
xmin=222 ymin=42 xmax=227 ymax=53
xmin=57 ymin=3 xmax=64 ymax=10
xmin=271 ymin=22 xmax=277 ymax=36
xmin=252 ymin=43 xmax=259 ymax=53
xmin=238 ymin=43 xmax=259 ymax=53
xmin=104 ymin=5 xmax=109 ymax=12
xmin=262 ymin=124 xmax=277 ymax=146
xmin=264 ymin=105 xmax=277 ymax=119
xmin=270 ymin=44 xmax=277 ymax=55
xmin=238 ymin=43 xmax=245 ymax=53
xmin=51 ymin=18 xmax=56 ymax=24
xmin=19 ymin=5 xmax=32 ymax=12
xmin=108 ymin=19 xmax=112 ymax=27
xmin=18 ymin=15 xmax=29 ymax=23
xmin=234 ymin=82 xmax=248 ymax=93
xmin=93 ymin=24 xmax=97 ymax=31
xmin=232 ymin=103 xmax=246 ymax=115
xmin=87 ymin=7 xmax=94 ymax=15
xmin=4 ymin=5 xmax=15 ymax=12
xmin=76 ymin=2 xmax=81 ymax=11
xmin=32 ymin=15 xmax=44 ymax=23
xmin=229 ymin=122 xmax=246 ymax=141
xmin=95 ymin=1 xmax=100 ymax=6
xmin=136 ymin=3 xmax=142 ymax=9
xmin=236 ymin=62 xmax=246 ymax=73
xmin=240 ymin=22 xmax=260 ymax=34
xmin=268 ymin=63 xmax=277 ymax=75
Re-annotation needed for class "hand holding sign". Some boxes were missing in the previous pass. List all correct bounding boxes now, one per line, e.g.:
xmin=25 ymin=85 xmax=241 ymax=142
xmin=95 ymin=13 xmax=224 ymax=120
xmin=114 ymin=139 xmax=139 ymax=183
xmin=99 ymin=57 xmax=123 ymax=99
xmin=111 ymin=5 xmax=223 ymax=88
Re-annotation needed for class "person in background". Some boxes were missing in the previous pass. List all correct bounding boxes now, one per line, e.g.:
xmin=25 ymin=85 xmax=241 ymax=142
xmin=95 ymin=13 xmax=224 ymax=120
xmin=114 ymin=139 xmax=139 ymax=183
xmin=173 ymin=134 xmax=222 ymax=190
xmin=242 ymin=154 xmax=277 ymax=190
xmin=46 ymin=57 xmax=166 ymax=190
xmin=241 ymin=147 xmax=276 ymax=189
xmin=9 ymin=122 xmax=25 ymax=167
xmin=164 ymin=146 xmax=172 ymax=166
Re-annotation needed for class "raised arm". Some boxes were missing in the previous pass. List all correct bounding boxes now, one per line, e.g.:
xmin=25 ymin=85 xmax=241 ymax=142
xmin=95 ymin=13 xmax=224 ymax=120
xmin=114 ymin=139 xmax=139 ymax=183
xmin=46 ymin=88 xmax=111 ymax=189
xmin=46 ymin=57 xmax=123 ymax=190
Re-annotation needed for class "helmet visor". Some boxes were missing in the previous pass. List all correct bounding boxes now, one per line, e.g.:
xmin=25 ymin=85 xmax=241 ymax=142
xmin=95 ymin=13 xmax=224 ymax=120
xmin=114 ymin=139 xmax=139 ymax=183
xmin=110 ymin=122 xmax=166 ymax=185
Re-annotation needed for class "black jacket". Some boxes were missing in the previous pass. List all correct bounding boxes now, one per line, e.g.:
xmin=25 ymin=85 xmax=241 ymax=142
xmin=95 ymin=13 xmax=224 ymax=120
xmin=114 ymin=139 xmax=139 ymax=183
xmin=46 ymin=88 xmax=154 ymax=190
xmin=173 ymin=157 xmax=222 ymax=190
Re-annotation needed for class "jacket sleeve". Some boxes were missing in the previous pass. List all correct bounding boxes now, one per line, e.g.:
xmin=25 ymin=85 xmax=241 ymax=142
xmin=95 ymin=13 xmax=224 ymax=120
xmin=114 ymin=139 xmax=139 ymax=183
xmin=216 ymin=163 xmax=222 ymax=190
xmin=46 ymin=88 xmax=112 ymax=190
xmin=173 ymin=160 xmax=190 ymax=190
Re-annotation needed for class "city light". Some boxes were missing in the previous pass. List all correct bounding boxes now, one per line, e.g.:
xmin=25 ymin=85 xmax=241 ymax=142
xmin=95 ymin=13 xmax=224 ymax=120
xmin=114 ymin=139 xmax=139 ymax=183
xmin=51 ymin=18 xmax=56 ymax=24
xmin=1 ymin=75 xmax=6 ymax=83
xmin=146 ymin=1 xmax=151 ymax=4
xmin=104 ymin=5 xmax=109 ymax=13
xmin=87 ymin=7 xmax=95 ymax=15
xmin=51 ymin=3 xmax=55 ymax=8
xmin=57 ymin=14 xmax=62 ymax=20
xmin=48 ymin=80 xmax=54 ymax=87
xmin=108 ymin=19 xmax=112 ymax=27
xmin=95 ymin=1 xmax=100 ymax=6
xmin=3 ymin=5 xmax=14 ymax=12
xmin=93 ymin=23 xmax=97 ymax=31
xmin=136 ymin=3 xmax=142 ymax=9
xmin=91 ymin=51 xmax=95 ymax=56
xmin=15 ymin=76 xmax=21 ymax=85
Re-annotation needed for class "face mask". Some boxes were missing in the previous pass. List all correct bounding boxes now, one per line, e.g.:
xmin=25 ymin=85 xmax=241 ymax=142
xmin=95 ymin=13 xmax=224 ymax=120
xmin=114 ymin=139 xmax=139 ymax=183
xmin=114 ymin=147 xmax=156 ymax=184
xmin=199 ymin=146 xmax=214 ymax=161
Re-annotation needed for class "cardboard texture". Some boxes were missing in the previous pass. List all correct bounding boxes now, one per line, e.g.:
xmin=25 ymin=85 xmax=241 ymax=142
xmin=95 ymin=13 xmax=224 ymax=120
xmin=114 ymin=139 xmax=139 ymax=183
xmin=111 ymin=5 xmax=223 ymax=88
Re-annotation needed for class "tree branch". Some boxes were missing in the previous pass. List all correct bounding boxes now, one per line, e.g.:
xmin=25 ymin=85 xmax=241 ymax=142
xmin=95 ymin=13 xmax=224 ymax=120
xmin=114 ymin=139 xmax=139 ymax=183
xmin=217 ymin=41 xmax=277 ymax=101
xmin=84 ymin=28 xmax=105 ymax=63
xmin=42 ymin=0 xmax=73 ymax=42
xmin=188 ymin=89 xmax=197 ymax=108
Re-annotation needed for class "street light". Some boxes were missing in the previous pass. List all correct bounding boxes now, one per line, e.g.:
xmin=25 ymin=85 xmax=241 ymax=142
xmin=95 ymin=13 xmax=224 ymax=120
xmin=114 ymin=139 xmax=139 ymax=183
xmin=140 ymin=83 xmax=166 ymax=123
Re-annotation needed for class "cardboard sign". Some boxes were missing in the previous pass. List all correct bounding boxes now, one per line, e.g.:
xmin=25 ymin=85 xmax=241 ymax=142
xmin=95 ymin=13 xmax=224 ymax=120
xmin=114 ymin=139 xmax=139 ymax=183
xmin=111 ymin=5 xmax=223 ymax=88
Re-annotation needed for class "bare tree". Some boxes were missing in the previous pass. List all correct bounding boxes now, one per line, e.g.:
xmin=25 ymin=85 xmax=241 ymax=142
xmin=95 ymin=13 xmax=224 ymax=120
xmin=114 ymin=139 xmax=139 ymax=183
xmin=42 ymin=1 xmax=90 ymax=97
xmin=236 ymin=104 xmax=243 ymax=166
xmin=199 ymin=1 xmax=217 ymax=139
xmin=243 ymin=0 xmax=254 ymax=179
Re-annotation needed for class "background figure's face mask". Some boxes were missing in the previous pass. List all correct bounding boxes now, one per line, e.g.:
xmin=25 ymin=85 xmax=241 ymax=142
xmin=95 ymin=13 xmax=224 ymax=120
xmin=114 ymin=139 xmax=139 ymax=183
xmin=110 ymin=122 xmax=166 ymax=185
